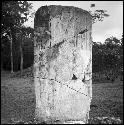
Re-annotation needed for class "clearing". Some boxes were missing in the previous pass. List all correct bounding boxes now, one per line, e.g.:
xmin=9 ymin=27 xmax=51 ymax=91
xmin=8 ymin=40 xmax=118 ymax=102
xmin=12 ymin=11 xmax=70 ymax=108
xmin=1 ymin=69 xmax=123 ymax=124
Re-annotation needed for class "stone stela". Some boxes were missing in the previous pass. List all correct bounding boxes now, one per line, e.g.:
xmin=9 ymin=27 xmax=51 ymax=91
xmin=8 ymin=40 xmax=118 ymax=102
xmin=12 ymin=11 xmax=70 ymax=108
xmin=34 ymin=5 xmax=92 ymax=124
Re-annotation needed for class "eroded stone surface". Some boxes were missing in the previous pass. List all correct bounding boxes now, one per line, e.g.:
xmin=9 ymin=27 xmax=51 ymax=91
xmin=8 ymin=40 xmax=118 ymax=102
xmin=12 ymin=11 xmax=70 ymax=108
xmin=34 ymin=5 xmax=92 ymax=124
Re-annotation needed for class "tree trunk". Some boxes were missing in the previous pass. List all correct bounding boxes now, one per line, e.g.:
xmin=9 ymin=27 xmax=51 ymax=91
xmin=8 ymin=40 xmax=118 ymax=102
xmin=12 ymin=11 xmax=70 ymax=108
xmin=34 ymin=5 xmax=92 ymax=124
xmin=20 ymin=34 xmax=23 ymax=76
xmin=1 ymin=51 xmax=3 ymax=70
xmin=9 ymin=29 xmax=14 ymax=73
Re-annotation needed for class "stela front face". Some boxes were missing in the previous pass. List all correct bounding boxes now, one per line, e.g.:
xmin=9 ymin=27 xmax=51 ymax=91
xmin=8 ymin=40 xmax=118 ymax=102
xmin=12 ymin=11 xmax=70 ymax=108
xmin=34 ymin=5 xmax=92 ymax=124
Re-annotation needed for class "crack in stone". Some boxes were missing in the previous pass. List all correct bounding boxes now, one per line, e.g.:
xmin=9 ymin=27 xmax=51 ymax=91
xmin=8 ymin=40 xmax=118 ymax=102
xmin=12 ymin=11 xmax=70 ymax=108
xmin=40 ymin=78 xmax=92 ymax=99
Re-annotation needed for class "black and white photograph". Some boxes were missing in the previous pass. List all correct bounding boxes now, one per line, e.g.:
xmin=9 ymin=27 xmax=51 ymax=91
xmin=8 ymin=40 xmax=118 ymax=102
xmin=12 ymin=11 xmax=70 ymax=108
xmin=1 ymin=1 xmax=123 ymax=124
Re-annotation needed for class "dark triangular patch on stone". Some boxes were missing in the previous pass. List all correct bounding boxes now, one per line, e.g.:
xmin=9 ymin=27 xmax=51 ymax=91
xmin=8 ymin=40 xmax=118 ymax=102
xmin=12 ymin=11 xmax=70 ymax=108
xmin=72 ymin=74 xmax=77 ymax=80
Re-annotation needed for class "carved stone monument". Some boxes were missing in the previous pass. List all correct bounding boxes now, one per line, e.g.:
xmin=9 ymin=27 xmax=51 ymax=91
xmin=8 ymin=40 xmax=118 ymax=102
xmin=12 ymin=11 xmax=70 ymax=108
xmin=34 ymin=5 xmax=92 ymax=124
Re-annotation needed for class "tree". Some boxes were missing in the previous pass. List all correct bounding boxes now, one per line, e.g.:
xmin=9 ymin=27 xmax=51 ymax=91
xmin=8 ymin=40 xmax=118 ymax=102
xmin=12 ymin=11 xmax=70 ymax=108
xmin=121 ymin=33 xmax=123 ymax=48
xmin=91 ymin=9 xmax=109 ymax=24
xmin=105 ymin=36 xmax=123 ymax=82
xmin=92 ymin=35 xmax=123 ymax=83
xmin=1 ymin=33 xmax=11 ymax=70
xmin=90 ymin=4 xmax=109 ymax=24
xmin=1 ymin=1 xmax=33 ymax=73
xmin=19 ymin=26 xmax=34 ymax=76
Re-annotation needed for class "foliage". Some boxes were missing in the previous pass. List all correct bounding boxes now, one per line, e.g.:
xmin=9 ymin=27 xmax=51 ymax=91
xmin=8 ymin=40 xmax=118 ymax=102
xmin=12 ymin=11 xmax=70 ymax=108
xmin=1 ymin=1 xmax=34 ymax=48
xmin=92 ymin=35 xmax=123 ymax=82
xmin=91 ymin=10 xmax=109 ymax=24
xmin=2 ymin=1 xmax=32 ymax=30
xmin=1 ymin=33 xmax=34 ymax=71
xmin=1 ymin=2 xmax=122 ymax=76
xmin=89 ymin=4 xmax=109 ymax=24
xmin=1 ymin=1 xmax=34 ymax=71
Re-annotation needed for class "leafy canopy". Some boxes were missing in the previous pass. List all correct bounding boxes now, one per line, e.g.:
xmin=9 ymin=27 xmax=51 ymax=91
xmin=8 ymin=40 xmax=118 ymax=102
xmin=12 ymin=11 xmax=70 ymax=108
xmin=2 ymin=1 xmax=33 ymax=34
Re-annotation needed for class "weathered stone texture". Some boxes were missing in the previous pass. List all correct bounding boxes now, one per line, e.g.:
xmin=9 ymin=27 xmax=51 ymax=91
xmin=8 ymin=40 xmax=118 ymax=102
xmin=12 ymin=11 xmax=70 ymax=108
xmin=34 ymin=5 xmax=92 ymax=124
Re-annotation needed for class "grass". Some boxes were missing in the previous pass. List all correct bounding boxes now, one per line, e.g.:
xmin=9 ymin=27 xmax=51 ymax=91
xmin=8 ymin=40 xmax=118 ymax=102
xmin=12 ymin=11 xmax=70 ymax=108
xmin=1 ymin=69 xmax=123 ymax=124
xmin=1 ymin=70 xmax=35 ymax=124
xmin=89 ymin=82 xmax=123 ymax=121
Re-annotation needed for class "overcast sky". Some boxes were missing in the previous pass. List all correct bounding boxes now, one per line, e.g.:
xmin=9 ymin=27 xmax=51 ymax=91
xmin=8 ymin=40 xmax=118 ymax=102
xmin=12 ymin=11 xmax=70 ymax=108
xmin=24 ymin=1 xmax=123 ymax=43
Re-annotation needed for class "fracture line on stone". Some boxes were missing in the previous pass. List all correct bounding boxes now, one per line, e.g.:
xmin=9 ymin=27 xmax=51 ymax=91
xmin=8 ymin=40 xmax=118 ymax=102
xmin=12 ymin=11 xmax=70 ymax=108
xmin=40 ymin=78 xmax=92 ymax=99
xmin=66 ymin=84 xmax=91 ymax=99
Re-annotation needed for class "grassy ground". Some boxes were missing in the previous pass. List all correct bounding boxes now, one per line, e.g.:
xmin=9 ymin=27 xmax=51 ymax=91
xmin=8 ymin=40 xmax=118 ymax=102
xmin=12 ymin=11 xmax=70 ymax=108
xmin=89 ymin=81 xmax=123 ymax=122
xmin=1 ymin=69 xmax=123 ymax=124
xmin=1 ymin=70 xmax=35 ymax=124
